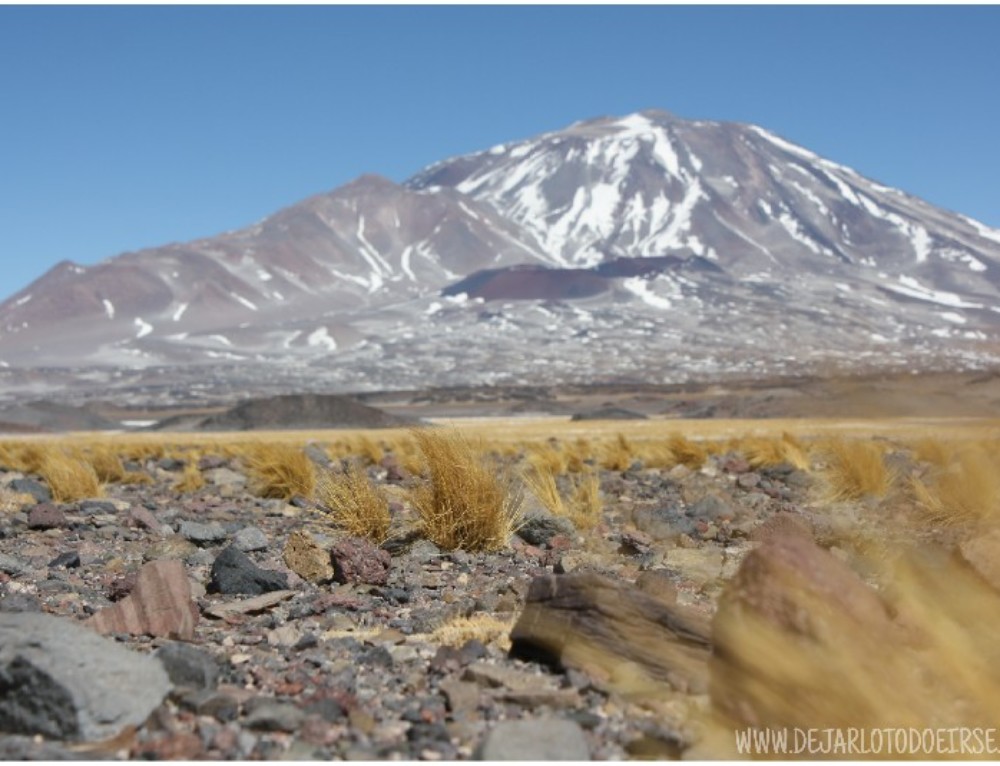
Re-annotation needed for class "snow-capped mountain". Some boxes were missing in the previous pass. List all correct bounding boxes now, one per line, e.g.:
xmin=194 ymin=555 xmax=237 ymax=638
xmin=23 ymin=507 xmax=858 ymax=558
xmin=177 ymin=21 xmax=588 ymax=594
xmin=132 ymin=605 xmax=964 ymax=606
xmin=2 ymin=109 xmax=1000 ymax=392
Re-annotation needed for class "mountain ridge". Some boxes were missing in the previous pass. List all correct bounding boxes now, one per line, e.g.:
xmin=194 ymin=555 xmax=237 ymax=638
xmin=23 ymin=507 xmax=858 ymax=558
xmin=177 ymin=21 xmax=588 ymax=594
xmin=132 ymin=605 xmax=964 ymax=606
xmin=2 ymin=109 xmax=1000 ymax=392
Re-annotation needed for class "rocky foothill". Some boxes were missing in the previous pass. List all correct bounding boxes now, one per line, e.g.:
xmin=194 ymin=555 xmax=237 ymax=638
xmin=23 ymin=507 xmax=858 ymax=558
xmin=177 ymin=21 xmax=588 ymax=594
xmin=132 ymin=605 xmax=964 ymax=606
xmin=0 ymin=438 xmax=969 ymax=760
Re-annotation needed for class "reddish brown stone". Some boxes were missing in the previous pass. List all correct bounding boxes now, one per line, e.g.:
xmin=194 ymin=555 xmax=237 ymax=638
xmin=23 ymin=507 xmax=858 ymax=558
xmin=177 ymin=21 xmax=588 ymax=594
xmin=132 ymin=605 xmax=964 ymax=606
xmin=330 ymin=535 xmax=391 ymax=586
xmin=28 ymin=504 xmax=66 ymax=530
xmin=126 ymin=506 xmax=164 ymax=534
xmin=87 ymin=559 xmax=199 ymax=640
xmin=749 ymin=512 xmax=813 ymax=544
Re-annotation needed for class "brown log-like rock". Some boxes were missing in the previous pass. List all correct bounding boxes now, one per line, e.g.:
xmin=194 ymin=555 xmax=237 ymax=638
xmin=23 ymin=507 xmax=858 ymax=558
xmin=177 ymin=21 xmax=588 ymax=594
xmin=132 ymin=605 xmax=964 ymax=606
xmin=509 ymin=572 xmax=712 ymax=695
xmin=87 ymin=559 xmax=198 ymax=640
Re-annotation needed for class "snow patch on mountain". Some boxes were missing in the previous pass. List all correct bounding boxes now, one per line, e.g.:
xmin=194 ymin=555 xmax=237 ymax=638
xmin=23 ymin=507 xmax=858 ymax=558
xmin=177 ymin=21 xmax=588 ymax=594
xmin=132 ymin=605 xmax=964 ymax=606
xmin=231 ymin=293 xmax=259 ymax=312
xmin=307 ymin=326 xmax=337 ymax=351
xmin=887 ymin=276 xmax=983 ymax=309
xmin=623 ymin=277 xmax=673 ymax=310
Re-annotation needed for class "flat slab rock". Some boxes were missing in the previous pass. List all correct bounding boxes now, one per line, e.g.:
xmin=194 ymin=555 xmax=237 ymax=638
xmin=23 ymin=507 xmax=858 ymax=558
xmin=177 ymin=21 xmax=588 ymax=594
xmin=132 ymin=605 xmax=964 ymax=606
xmin=0 ymin=612 xmax=171 ymax=741
xmin=509 ymin=571 xmax=712 ymax=695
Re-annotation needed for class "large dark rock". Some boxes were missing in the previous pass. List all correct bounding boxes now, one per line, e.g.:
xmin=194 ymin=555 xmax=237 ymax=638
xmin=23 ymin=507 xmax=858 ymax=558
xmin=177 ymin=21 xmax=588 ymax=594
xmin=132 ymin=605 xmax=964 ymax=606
xmin=7 ymin=477 xmax=51 ymax=503
xmin=154 ymin=642 xmax=220 ymax=691
xmin=0 ymin=612 xmax=171 ymax=741
xmin=510 ymin=572 xmax=712 ymax=695
xmin=517 ymin=509 xmax=576 ymax=547
xmin=208 ymin=546 xmax=288 ymax=595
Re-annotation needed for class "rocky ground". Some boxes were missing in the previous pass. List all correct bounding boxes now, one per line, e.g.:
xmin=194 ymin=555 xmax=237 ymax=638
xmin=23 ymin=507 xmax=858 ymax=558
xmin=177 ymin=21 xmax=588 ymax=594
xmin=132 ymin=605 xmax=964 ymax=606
xmin=0 ymin=436 xmax=971 ymax=760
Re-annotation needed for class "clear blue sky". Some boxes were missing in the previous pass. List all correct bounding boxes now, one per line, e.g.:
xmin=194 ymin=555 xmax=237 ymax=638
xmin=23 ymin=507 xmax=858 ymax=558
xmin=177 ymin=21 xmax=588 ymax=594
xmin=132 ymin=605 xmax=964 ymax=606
xmin=2 ymin=5 xmax=998 ymax=300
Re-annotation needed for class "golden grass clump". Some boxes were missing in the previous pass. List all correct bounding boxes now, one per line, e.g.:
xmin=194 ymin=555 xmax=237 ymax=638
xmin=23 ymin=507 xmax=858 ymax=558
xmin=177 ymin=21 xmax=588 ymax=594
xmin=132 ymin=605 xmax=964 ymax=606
xmin=409 ymin=428 xmax=523 ymax=552
xmin=818 ymin=437 xmax=894 ymax=502
xmin=739 ymin=432 xmax=811 ymax=471
xmin=85 ymin=444 xmax=152 ymax=485
xmin=600 ymin=433 xmax=635 ymax=471
xmin=567 ymin=470 xmax=602 ymax=531
xmin=429 ymin=613 xmax=517 ymax=651
xmin=351 ymin=435 xmax=385 ymax=466
xmin=0 ymin=442 xmax=48 ymax=474
xmin=523 ymin=465 xmax=566 ymax=517
xmin=910 ymin=436 xmax=954 ymax=468
xmin=317 ymin=461 xmax=392 ymax=543
xmin=395 ymin=438 xmax=426 ymax=476
xmin=666 ymin=433 xmax=709 ymax=468
xmin=565 ymin=437 xmax=593 ymax=473
xmin=173 ymin=462 xmax=206 ymax=493
xmin=0 ymin=487 xmax=36 ymax=513
xmin=39 ymin=451 xmax=103 ymax=502
xmin=634 ymin=441 xmax=678 ymax=470
xmin=527 ymin=442 xmax=568 ymax=477
xmin=523 ymin=461 xmax=602 ymax=532
xmin=245 ymin=442 xmax=316 ymax=500
xmin=910 ymin=443 xmax=1000 ymax=526
xmin=118 ymin=441 xmax=166 ymax=463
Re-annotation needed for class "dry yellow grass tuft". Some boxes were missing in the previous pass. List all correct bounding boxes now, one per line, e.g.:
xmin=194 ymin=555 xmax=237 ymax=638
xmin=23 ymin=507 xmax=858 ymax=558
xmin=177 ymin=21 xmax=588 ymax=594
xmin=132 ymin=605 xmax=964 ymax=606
xmin=352 ymin=435 xmax=385 ymax=466
xmin=523 ymin=461 xmax=602 ymax=533
xmin=429 ymin=613 xmax=517 ymax=651
xmin=666 ymin=433 xmax=709 ymax=468
xmin=39 ymin=450 xmax=103 ymax=502
xmin=567 ymin=470 xmax=603 ymax=531
xmin=173 ymin=462 xmax=206 ymax=494
xmin=817 ymin=437 xmax=894 ymax=502
xmin=527 ymin=442 xmax=568 ymax=477
xmin=600 ymin=433 xmax=635 ymax=471
xmin=85 ymin=444 xmax=152 ymax=485
xmin=632 ymin=441 xmax=676 ymax=470
xmin=910 ymin=443 xmax=1000 ymax=526
xmin=317 ymin=461 xmax=392 ymax=543
xmin=739 ymin=432 xmax=811 ymax=471
xmin=245 ymin=442 xmax=316 ymax=500
xmin=565 ymin=437 xmax=593 ymax=473
xmin=0 ymin=442 xmax=48 ymax=474
xmin=910 ymin=436 xmax=954 ymax=468
xmin=0 ymin=487 xmax=36 ymax=513
xmin=523 ymin=464 xmax=566 ymax=517
xmin=409 ymin=428 xmax=523 ymax=552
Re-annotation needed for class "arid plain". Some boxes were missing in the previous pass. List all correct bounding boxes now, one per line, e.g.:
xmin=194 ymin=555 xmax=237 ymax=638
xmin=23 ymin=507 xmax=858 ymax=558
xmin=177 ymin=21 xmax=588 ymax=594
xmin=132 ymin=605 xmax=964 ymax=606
xmin=3 ymin=370 xmax=1000 ymax=759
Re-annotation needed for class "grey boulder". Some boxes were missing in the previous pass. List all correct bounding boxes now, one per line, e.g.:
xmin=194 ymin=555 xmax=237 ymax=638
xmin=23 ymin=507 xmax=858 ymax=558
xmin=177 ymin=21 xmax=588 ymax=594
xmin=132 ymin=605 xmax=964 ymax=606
xmin=0 ymin=612 xmax=171 ymax=741
xmin=477 ymin=717 xmax=590 ymax=760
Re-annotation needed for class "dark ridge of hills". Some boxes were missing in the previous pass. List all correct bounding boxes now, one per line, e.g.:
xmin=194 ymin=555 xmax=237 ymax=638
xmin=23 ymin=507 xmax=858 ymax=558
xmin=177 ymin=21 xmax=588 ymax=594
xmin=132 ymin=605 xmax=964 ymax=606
xmin=190 ymin=393 xmax=419 ymax=432
xmin=0 ymin=401 xmax=119 ymax=433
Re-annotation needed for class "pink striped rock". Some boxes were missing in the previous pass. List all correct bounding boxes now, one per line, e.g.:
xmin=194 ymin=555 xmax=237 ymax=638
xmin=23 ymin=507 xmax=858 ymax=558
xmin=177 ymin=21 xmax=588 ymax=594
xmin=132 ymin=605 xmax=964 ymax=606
xmin=87 ymin=559 xmax=198 ymax=640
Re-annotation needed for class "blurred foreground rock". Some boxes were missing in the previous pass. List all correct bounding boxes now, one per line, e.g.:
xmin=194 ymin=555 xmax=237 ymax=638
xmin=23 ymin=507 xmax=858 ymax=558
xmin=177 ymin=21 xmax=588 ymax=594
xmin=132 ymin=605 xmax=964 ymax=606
xmin=0 ymin=612 xmax=171 ymax=741
xmin=706 ymin=528 xmax=1000 ymax=740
